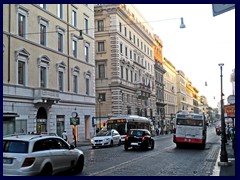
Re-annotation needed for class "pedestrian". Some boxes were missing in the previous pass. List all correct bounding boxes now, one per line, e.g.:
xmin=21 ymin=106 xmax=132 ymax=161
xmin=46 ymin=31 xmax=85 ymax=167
xmin=62 ymin=130 xmax=68 ymax=142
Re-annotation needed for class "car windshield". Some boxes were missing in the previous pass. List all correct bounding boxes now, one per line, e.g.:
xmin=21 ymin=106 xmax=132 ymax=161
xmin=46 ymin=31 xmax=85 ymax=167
xmin=3 ymin=140 xmax=29 ymax=153
xmin=96 ymin=129 xmax=111 ymax=136
xmin=129 ymin=130 xmax=143 ymax=137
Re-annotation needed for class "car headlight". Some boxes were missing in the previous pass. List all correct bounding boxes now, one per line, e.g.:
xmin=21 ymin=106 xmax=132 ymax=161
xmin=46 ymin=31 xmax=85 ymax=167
xmin=91 ymin=139 xmax=94 ymax=143
xmin=104 ymin=138 xmax=110 ymax=142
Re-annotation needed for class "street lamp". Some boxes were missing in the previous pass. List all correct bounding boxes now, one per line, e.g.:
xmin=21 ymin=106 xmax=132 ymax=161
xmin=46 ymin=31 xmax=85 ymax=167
xmin=98 ymin=96 xmax=102 ymax=129
xmin=218 ymin=63 xmax=228 ymax=163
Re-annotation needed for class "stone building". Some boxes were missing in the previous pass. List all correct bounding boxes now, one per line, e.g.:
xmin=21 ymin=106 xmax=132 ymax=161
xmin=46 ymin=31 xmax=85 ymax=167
xmin=94 ymin=4 xmax=156 ymax=127
xmin=3 ymin=4 xmax=95 ymax=142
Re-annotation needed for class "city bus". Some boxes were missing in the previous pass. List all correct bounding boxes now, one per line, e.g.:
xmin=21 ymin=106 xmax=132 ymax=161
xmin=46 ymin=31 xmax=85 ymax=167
xmin=173 ymin=111 xmax=207 ymax=149
xmin=106 ymin=115 xmax=152 ymax=143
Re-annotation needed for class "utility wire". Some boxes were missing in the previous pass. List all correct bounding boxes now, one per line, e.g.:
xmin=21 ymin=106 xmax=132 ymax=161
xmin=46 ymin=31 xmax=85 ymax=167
xmin=17 ymin=17 xmax=182 ymax=36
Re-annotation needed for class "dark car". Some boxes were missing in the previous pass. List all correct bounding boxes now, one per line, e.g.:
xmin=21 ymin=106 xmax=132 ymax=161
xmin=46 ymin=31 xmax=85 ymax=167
xmin=124 ymin=129 xmax=154 ymax=151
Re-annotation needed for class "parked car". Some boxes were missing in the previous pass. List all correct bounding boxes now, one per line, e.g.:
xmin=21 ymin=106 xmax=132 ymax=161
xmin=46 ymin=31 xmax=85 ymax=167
xmin=124 ymin=129 xmax=155 ymax=151
xmin=91 ymin=129 xmax=121 ymax=149
xmin=3 ymin=134 xmax=84 ymax=176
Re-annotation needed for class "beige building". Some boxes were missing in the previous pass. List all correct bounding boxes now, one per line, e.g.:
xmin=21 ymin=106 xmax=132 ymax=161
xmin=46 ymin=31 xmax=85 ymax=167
xmin=176 ymin=70 xmax=187 ymax=112
xmin=3 ymin=4 xmax=95 ymax=142
xmin=94 ymin=4 xmax=156 ymax=127
xmin=162 ymin=57 xmax=177 ymax=118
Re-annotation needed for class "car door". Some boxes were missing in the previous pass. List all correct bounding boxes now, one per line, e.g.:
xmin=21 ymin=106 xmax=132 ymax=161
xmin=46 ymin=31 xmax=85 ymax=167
xmin=53 ymin=138 xmax=77 ymax=171
xmin=112 ymin=130 xmax=120 ymax=144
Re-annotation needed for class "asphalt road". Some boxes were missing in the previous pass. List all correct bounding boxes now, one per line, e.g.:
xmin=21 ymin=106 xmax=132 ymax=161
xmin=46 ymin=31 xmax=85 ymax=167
xmin=72 ymin=125 xmax=221 ymax=176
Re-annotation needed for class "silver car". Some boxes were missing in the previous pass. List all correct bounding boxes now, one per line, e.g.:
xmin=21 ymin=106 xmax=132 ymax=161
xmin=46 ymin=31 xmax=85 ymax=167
xmin=91 ymin=129 xmax=121 ymax=149
xmin=3 ymin=134 xmax=84 ymax=176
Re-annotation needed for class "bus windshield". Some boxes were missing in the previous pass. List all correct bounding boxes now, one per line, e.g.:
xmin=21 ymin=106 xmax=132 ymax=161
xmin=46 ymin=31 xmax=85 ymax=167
xmin=107 ymin=123 xmax=126 ymax=135
xmin=177 ymin=119 xmax=203 ymax=127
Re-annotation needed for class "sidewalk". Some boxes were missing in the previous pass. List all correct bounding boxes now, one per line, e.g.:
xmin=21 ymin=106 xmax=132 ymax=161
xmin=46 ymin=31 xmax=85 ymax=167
xmin=212 ymin=141 xmax=235 ymax=176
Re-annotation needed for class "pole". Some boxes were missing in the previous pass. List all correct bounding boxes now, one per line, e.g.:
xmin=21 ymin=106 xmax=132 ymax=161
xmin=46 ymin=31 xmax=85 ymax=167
xmin=98 ymin=98 xmax=101 ymax=129
xmin=219 ymin=63 xmax=228 ymax=163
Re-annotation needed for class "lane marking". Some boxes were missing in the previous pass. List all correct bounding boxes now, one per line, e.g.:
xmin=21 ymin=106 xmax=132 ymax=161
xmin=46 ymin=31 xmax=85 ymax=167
xmin=87 ymin=144 xmax=175 ymax=176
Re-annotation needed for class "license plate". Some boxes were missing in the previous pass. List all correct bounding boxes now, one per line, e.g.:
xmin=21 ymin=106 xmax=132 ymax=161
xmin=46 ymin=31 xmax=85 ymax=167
xmin=131 ymin=142 xmax=138 ymax=146
xmin=3 ymin=158 xmax=13 ymax=164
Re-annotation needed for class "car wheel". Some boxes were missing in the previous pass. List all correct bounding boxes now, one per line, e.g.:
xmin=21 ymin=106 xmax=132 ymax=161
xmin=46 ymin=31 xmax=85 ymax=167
xmin=40 ymin=163 xmax=52 ymax=176
xmin=110 ymin=140 xmax=113 ymax=147
xmin=118 ymin=140 xmax=121 ymax=146
xmin=92 ymin=146 xmax=96 ymax=149
xmin=124 ymin=144 xmax=128 ymax=151
xmin=150 ymin=140 xmax=154 ymax=150
xmin=72 ymin=155 xmax=84 ymax=174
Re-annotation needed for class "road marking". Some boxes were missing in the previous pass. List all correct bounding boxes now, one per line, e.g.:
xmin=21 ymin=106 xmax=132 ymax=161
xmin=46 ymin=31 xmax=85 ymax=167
xmin=87 ymin=144 xmax=175 ymax=176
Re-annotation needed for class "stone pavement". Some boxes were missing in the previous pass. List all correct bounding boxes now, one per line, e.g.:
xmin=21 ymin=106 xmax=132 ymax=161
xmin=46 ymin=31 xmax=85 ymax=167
xmin=212 ymin=140 xmax=235 ymax=176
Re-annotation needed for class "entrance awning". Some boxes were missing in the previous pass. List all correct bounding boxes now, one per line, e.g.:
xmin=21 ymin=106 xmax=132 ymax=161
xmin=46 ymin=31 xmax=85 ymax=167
xmin=3 ymin=112 xmax=19 ymax=117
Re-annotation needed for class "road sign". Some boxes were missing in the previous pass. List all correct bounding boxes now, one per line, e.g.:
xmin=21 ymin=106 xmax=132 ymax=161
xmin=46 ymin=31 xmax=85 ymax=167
xmin=224 ymin=105 xmax=235 ymax=118
xmin=212 ymin=4 xmax=235 ymax=17
xmin=227 ymin=95 xmax=235 ymax=104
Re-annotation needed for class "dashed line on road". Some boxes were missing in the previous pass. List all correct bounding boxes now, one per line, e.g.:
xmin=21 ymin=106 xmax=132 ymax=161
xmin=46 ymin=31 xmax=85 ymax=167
xmin=87 ymin=144 xmax=175 ymax=176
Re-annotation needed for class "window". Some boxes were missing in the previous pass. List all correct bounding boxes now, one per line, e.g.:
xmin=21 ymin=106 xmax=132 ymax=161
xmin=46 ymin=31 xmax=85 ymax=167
xmin=124 ymin=27 xmax=127 ymax=37
xmin=73 ymin=75 xmax=77 ymax=93
xmin=58 ymin=4 xmax=63 ymax=19
xmin=18 ymin=14 xmax=25 ymax=37
xmin=18 ymin=61 xmax=25 ymax=85
xmin=84 ymin=18 xmax=89 ymax=34
xmin=15 ymin=48 xmax=30 ymax=86
xmin=39 ymin=4 xmax=46 ymax=9
xmin=58 ymin=32 xmax=63 ymax=52
xmin=129 ymin=31 xmax=131 ymax=40
xmin=119 ymin=22 xmax=122 ymax=32
xmin=97 ymin=41 xmax=104 ymax=52
xmin=85 ymin=43 xmax=90 ymax=62
xmin=125 ymin=46 xmax=128 ymax=57
xmin=39 ymin=17 xmax=48 ymax=46
xmin=98 ymin=64 xmax=105 ymax=79
xmin=98 ymin=93 xmax=106 ymax=101
xmin=133 ymin=35 xmax=135 ymax=43
xmin=130 ymin=50 xmax=132 ymax=59
xmin=40 ymin=24 xmax=46 ymax=46
xmin=121 ymin=66 xmax=123 ymax=79
xmin=72 ymin=66 xmax=79 ymax=93
xmin=72 ymin=10 xmax=77 ymax=27
xmin=40 ymin=66 xmax=47 ymax=88
xmin=120 ymin=43 xmax=123 ymax=54
xmin=130 ymin=70 xmax=133 ymax=82
xmin=126 ymin=68 xmax=128 ymax=81
xmin=38 ymin=55 xmax=50 ymax=88
xmin=59 ymin=71 xmax=63 ymax=91
xmin=97 ymin=20 xmax=104 ymax=32
xmin=86 ymin=78 xmax=90 ymax=95
xmin=72 ymin=39 xmax=77 ymax=58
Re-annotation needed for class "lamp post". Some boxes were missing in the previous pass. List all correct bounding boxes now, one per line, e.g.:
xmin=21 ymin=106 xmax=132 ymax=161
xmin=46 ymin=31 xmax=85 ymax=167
xmin=218 ymin=63 xmax=228 ymax=163
xmin=98 ymin=96 xmax=102 ymax=129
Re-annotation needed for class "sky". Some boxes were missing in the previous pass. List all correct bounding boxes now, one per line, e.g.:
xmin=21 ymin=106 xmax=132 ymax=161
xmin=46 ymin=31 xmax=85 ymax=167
xmin=134 ymin=4 xmax=235 ymax=108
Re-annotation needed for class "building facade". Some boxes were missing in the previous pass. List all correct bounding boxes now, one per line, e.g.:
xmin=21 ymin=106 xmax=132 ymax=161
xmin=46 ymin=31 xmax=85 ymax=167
xmin=94 ymin=4 xmax=156 ymax=126
xmin=162 ymin=57 xmax=177 ymax=119
xmin=3 ymin=4 xmax=95 ymax=142
xmin=153 ymin=34 xmax=166 ymax=128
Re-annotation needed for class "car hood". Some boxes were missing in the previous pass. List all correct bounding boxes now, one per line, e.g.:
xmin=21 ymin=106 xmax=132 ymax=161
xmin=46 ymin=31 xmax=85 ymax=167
xmin=93 ymin=136 xmax=112 ymax=140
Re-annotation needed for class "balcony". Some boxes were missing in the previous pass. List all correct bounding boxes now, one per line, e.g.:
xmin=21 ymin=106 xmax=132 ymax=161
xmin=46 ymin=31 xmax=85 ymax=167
xmin=135 ymin=83 xmax=151 ymax=99
xmin=33 ymin=88 xmax=60 ymax=104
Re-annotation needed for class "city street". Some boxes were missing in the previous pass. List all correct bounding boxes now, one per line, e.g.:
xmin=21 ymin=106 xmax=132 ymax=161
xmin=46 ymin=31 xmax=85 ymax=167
xmin=64 ymin=125 xmax=221 ymax=176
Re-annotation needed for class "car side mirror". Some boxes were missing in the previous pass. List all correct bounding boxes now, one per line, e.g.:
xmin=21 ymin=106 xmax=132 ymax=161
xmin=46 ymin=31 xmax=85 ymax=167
xmin=70 ymin=144 xmax=75 ymax=149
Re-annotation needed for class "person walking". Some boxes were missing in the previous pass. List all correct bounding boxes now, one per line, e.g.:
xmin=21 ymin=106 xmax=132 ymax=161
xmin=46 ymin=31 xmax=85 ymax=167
xmin=62 ymin=130 xmax=68 ymax=142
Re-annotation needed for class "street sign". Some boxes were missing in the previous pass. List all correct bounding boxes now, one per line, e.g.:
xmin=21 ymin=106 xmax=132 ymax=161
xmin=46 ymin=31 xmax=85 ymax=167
xmin=227 ymin=95 xmax=235 ymax=104
xmin=224 ymin=105 xmax=235 ymax=118
xmin=212 ymin=4 xmax=235 ymax=17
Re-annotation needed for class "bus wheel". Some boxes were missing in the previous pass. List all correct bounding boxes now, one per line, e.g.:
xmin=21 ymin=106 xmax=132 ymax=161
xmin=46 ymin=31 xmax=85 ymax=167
xmin=200 ymin=144 xmax=205 ymax=150
xmin=176 ymin=143 xmax=181 ymax=148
